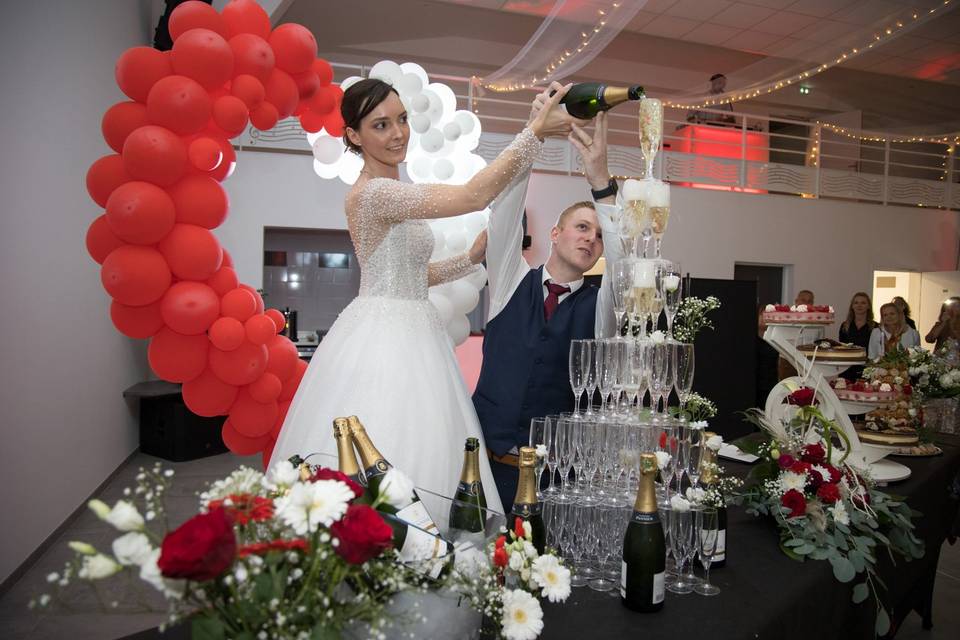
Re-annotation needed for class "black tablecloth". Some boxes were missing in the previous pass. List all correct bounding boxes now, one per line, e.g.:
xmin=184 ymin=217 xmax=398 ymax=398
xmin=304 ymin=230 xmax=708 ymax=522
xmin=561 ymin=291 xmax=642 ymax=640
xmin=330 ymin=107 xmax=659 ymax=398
xmin=542 ymin=435 xmax=960 ymax=640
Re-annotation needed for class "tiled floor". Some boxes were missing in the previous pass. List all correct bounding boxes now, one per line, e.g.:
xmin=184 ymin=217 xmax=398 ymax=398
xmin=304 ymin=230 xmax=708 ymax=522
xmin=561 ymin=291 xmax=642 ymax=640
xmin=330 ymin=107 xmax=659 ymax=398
xmin=1 ymin=451 xmax=958 ymax=639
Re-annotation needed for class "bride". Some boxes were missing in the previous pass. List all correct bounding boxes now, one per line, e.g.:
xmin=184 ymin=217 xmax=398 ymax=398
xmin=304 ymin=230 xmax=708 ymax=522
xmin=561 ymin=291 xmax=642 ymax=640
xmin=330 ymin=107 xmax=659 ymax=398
xmin=270 ymin=78 xmax=575 ymax=514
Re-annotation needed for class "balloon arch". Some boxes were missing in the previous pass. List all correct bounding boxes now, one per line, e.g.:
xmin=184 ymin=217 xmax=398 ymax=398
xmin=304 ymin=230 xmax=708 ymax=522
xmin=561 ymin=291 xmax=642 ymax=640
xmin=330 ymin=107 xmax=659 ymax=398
xmin=85 ymin=0 xmax=355 ymax=465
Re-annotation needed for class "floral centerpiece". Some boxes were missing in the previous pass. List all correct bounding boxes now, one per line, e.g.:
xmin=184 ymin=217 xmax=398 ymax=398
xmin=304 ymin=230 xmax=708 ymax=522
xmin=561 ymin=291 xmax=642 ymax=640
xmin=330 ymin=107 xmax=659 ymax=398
xmin=905 ymin=345 xmax=960 ymax=399
xmin=735 ymin=387 xmax=924 ymax=635
xmin=672 ymin=295 xmax=720 ymax=343
xmin=31 ymin=460 xmax=570 ymax=639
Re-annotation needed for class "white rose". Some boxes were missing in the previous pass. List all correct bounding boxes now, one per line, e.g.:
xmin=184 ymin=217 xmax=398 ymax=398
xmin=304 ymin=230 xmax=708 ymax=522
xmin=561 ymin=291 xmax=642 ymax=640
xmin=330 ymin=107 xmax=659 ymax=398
xmin=379 ymin=468 xmax=415 ymax=509
xmin=765 ymin=304 xmax=776 ymax=312
xmin=111 ymin=532 xmax=153 ymax=567
xmin=650 ymin=330 xmax=666 ymax=344
xmin=669 ymin=494 xmax=691 ymax=512
xmin=790 ymin=305 xmax=798 ymax=312
xmin=654 ymin=450 xmax=671 ymax=471
xmin=523 ymin=541 xmax=538 ymax=559
xmin=535 ymin=444 xmax=547 ymax=458
xmin=879 ymin=383 xmax=892 ymax=392
xmin=79 ymin=554 xmax=121 ymax=580
xmin=105 ymin=501 xmax=144 ymax=532
xmin=706 ymin=435 xmax=723 ymax=451
xmin=508 ymin=549 xmax=525 ymax=571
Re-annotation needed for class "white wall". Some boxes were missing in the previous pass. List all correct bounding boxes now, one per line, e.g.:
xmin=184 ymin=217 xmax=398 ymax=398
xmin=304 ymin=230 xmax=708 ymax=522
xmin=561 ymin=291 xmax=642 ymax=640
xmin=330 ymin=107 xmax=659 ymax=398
xmin=0 ymin=0 xmax=154 ymax=582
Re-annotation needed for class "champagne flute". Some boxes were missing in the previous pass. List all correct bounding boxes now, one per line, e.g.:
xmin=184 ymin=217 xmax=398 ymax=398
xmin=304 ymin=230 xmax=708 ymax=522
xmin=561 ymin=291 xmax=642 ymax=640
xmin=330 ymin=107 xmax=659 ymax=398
xmin=666 ymin=507 xmax=693 ymax=594
xmin=611 ymin=260 xmax=633 ymax=338
xmin=583 ymin=340 xmax=598 ymax=417
xmin=639 ymin=98 xmax=663 ymax=181
xmin=632 ymin=260 xmax=657 ymax=338
xmin=648 ymin=180 xmax=670 ymax=258
xmin=569 ymin=340 xmax=587 ymax=417
xmin=663 ymin=263 xmax=682 ymax=340
xmin=556 ymin=417 xmax=575 ymax=504
xmin=529 ymin=418 xmax=548 ymax=500
xmin=621 ymin=180 xmax=651 ymax=257
xmin=695 ymin=508 xmax=721 ymax=596
xmin=659 ymin=342 xmax=676 ymax=416
xmin=687 ymin=426 xmax=704 ymax=490
xmin=544 ymin=415 xmax=559 ymax=497
xmin=674 ymin=342 xmax=695 ymax=414
xmin=588 ymin=506 xmax=617 ymax=592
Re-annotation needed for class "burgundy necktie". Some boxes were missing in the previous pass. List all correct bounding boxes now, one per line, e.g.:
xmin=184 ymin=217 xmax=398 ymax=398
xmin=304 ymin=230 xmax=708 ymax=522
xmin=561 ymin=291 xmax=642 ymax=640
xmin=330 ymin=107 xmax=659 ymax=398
xmin=544 ymin=281 xmax=572 ymax=322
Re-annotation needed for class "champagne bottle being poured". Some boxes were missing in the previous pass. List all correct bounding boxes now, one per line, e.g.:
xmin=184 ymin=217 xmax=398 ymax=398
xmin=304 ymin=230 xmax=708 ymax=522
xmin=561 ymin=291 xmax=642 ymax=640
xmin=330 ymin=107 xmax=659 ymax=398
xmin=548 ymin=82 xmax=645 ymax=119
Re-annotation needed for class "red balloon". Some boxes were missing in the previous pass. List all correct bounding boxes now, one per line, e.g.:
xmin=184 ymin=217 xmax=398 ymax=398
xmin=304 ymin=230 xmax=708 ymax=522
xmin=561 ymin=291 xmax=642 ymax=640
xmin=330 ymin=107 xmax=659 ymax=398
xmin=86 ymin=215 xmax=126 ymax=264
xmin=223 ymin=0 xmax=271 ymax=39
xmin=229 ymin=34 xmax=275 ymax=84
xmin=298 ymin=109 xmax=325 ymax=134
xmin=209 ymin=316 xmax=246 ymax=350
xmin=105 ymin=181 xmax=176 ymax=245
xmin=247 ymin=372 xmax=282 ymax=403
xmin=245 ymin=314 xmax=276 ymax=345
xmin=86 ymin=154 xmax=132 ymax=208
xmin=115 ymin=46 xmax=172 ymax=103
xmin=239 ymin=283 xmax=264 ymax=314
xmin=265 ymin=334 xmax=299 ymax=381
xmin=146 ymin=75 xmax=212 ymax=135
xmin=101 ymin=245 xmax=172 ymax=306
xmin=171 ymin=28 xmax=234 ymax=90
xmin=270 ymin=400 xmax=290 ymax=439
xmin=210 ymin=340 xmax=269 ymax=385
xmin=231 ymin=74 xmax=265 ymax=109
xmin=184 ymin=368 xmax=239 ymax=417
xmin=229 ymin=389 xmax=278 ymax=437
xmin=209 ymin=137 xmax=237 ymax=182
xmin=221 ymin=248 xmax=235 ymax=268
xmin=212 ymin=95 xmax=249 ymax=138
xmin=313 ymin=58 xmax=334 ymax=86
xmin=157 ymin=223 xmax=223 ymax=280
xmin=309 ymin=86 xmax=336 ymax=115
xmin=265 ymin=308 xmax=286 ymax=333
xmin=122 ymin=125 xmax=188 ymax=187
xmin=263 ymin=69 xmax=299 ymax=118
xmin=221 ymin=287 xmax=257 ymax=321
xmin=188 ymin=137 xmax=224 ymax=171
xmin=161 ymin=281 xmax=220 ymax=335
xmin=110 ymin=300 xmax=165 ymax=339
xmin=168 ymin=176 xmax=228 ymax=229
xmin=148 ymin=327 xmax=208 ymax=382
xmin=223 ymin=419 xmax=272 ymax=455
xmin=278 ymin=357 xmax=307 ymax=401
xmin=292 ymin=70 xmax=320 ymax=100
xmin=323 ymin=111 xmax=345 ymax=137
xmin=249 ymin=102 xmax=278 ymax=131
xmin=206 ymin=265 xmax=239 ymax=296
xmin=102 ymin=102 xmax=150 ymax=153
xmin=269 ymin=23 xmax=317 ymax=75
xmin=261 ymin=439 xmax=276 ymax=468
xmin=169 ymin=1 xmax=228 ymax=40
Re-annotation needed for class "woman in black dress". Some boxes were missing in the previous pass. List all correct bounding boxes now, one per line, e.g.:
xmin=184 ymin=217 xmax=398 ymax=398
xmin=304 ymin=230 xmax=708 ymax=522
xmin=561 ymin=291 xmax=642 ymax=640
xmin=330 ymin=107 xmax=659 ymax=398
xmin=839 ymin=291 xmax=876 ymax=381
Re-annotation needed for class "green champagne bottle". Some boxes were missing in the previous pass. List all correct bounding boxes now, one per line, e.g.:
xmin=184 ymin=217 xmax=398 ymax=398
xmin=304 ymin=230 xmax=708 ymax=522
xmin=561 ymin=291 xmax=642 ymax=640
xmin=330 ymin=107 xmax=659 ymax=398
xmin=332 ymin=417 xmax=364 ymax=485
xmin=511 ymin=446 xmax=546 ymax=554
xmin=549 ymin=82 xmax=645 ymax=119
xmin=702 ymin=431 xmax=726 ymax=569
xmin=347 ymin=416 xmax=451 ymax=579
xmin=449 ymin=437 xmax=487 ymax=535
xmin=621 ymin=452 xmax=665 ymax=612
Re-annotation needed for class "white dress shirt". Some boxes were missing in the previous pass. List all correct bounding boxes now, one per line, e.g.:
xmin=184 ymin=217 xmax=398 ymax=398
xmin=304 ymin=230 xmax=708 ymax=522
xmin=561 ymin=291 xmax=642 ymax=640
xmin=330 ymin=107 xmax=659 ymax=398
xmin=867 ymin=326 xmax=921 ymax=359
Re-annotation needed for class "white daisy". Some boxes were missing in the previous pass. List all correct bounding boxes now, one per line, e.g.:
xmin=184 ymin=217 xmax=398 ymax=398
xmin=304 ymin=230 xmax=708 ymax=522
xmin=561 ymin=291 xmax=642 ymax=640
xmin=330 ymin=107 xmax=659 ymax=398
xmin=263 ymin=460 xmax=301 ymax=491
xmin=530 ymin=554 xmax=571 ymax=603
xmin=501 ymin=588 xmax=544 ymax=640
xmin=275 ymin=480 xmax=354 ymax=535
xmin=828 ymin=501 xmax=850 ymax=526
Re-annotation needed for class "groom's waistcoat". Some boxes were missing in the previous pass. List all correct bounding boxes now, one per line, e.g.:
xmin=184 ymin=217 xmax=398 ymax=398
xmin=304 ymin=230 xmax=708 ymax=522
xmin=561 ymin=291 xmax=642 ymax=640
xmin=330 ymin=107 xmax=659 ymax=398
xmin=473 ymin=266 xmax=598 ymax=455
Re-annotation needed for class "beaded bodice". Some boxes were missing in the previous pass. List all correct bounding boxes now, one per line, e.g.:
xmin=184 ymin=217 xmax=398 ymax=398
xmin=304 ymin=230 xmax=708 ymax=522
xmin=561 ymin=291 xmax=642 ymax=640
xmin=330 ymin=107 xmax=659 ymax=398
xmin=358 ymin=215 xmax=433 ymax=300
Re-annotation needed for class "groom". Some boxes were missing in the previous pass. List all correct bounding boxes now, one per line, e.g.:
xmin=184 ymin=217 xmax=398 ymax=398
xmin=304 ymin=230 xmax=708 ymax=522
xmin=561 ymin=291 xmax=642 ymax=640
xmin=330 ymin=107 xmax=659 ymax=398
xmin=473 ymin=95 xmax=624 ymax=510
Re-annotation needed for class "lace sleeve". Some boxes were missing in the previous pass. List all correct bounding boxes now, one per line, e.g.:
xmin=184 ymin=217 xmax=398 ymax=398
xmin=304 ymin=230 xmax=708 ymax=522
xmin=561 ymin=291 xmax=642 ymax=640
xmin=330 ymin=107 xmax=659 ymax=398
xmin=428 ymin=252 xmax=477 ymax=287
xmin=360 ymin=128 xmax=542 ymax=224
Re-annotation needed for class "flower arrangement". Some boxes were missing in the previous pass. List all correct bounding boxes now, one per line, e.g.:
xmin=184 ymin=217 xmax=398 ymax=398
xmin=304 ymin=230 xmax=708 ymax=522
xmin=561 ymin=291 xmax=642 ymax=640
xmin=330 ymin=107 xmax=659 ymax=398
xmin=679 ymin=391 xmax=717 ymax=424
xmin=672 ymin=295 xmax=721 ymax=343
xmin=448 ymin=517 xmax=571 ymax=640
xmin=904 ymin=345 xmax=960 ymax=399
xmin=736 ymin=387 xmax=924 ymax=635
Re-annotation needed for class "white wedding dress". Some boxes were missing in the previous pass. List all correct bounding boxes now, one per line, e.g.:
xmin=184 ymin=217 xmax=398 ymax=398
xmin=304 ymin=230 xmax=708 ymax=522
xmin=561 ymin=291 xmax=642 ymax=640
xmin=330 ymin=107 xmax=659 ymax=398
xmin=270 ymin=128 xmax=543 ymax=517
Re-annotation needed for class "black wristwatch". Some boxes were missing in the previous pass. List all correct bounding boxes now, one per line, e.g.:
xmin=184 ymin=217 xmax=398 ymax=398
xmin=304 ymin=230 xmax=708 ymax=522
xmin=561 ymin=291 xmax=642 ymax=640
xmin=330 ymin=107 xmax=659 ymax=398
xmin=590 ymin=177 xmax=618 ymax=201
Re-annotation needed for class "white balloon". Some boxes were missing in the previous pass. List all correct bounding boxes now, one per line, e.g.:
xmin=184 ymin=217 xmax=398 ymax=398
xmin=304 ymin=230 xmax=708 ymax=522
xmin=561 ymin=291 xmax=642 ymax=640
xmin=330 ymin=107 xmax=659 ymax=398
xmin=465 ymin=264 xmax=488 ymax=289
xmin=420 ymin=128 xmax=444 ymax=153
xmin=463 ymin=211 xmax=486 ymax=236
xmin=446 ymin=314 xmax=471 ymax=346
xmin=454 ymin=110 xmax=477 ymax=136
xmin=430 ymin=225 xmax=446 ymax=252
xmin=419 ymin=89 xmax=443 ymax=124
xmin=410 ymin=93 xmax=430 ymax=113
xmin=449 ymin=280 xmax=480 ymax=314
xmin=338 ymin=151 xmax=363 ymax=185
xmin=428 ymin=83 xmax=458 ymax=119
xmin=433 ymin=158 xmax=454 ymax=180
xmin=442 ymin=122 xmax=462 ymax=141
xmin=409 ymin=113 xmax=430 ymax=134
xmin=312 ymin=136 xmax=343 ymax=164
xmin=399 ymin=62 xmax=430 ymax=87
xmin=397 ymin=72 xmax=423 ymax=96
xmin=313 ymin=158 xmax=340 ymax=179
xmin=445 ymin=228 xmax=468 ymax=253
xmin=428 ymin=291 xmax=455 ymax=324
xmin=369 ymin=60 xmax=402 ymax=86
xmin=340 ymin=75 xmax=364 ymax=92
xmin=411 ymin=156 xmax=433 ymax=181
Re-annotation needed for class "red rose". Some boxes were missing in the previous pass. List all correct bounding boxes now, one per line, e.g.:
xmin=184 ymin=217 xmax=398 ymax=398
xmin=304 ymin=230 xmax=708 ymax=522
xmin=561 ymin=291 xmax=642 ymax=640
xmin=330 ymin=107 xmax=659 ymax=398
xmin=330 ymin=504 xmax=393 ymax=564
xmin=777 ymin=454 xmax=796 ymax=470
xmin=801 ymin=443 xmax=825 ymax=464
xmin=158 ymin=508 xmax=236 ymax=581
xmin=788 ymin=387 xmax=816 ymax=406
xmin=238 ymin=538 xmax=309 ymax=558
xmin=816 ymin=483 xmax=841 ymax=504
xmin=493 ymin=547 xmax=508 ymax=568
xmin=789 ymin=461 xmax=812 ymax=477
xmin=514 ymin=516 xmax=526 ymax=540
xmin=208 ymin=494 xmax=274 ymax=525
xmin=824 ymin=465 xmax=842 ymax=484
xmin=781 ymin=489 xmax=807 ymax=518
xmin=310 ymin=467 xmax=364 ymax=500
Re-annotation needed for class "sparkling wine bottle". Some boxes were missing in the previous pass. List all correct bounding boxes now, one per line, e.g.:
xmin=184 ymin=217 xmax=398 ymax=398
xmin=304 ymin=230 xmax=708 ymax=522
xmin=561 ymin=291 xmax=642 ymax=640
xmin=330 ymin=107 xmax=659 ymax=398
xmin=549 ymin=82 xmax=645 ymax=119
xmin=332 ymin=417 xmax=365 ymax=485
xmin=701 ymin=431 xmax=727 ymax=568
xmin=621 ymin=453 xmax=665 ymax=612
xmin=511 ymin=446 xmax=546 ymax=554
xmin=449 ymin=437 xmax=487 ymax=535
xmin=347 ymin=416 xmax=451 ymax=578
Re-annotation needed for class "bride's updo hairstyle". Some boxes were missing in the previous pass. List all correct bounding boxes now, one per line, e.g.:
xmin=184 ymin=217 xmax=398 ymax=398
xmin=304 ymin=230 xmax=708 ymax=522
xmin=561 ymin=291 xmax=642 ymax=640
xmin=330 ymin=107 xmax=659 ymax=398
xmin=341 ymin=78 xmax=400 ymax=155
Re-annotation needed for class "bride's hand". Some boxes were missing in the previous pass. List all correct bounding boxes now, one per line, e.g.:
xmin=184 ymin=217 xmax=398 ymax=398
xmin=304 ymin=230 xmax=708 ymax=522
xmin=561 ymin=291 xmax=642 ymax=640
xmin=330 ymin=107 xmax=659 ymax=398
xmin=469 ymin=229 xmax=487 ymax=265
xmin=528 ymin=82 xmax=590 ymax=140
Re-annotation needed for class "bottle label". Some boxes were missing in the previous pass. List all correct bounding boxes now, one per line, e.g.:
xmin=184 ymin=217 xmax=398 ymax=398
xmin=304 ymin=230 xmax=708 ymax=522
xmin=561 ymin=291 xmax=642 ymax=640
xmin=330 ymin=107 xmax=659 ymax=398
xmin=396 ymin=501 xmax=449 ymax=579
xmin=714 ymin=529 xmax=726 ymax=562
xmin=512 ymin=503 xmax=543 ymax=518
xmin=365 ymin=460 xmax=389 ymax=478
xmin=457 ymin=480 xmax=482 ymax=497
xmin=631 ymin=511 xmax=659 ymax=524
xmin=652 ymin=571 xmax=665 ymax=604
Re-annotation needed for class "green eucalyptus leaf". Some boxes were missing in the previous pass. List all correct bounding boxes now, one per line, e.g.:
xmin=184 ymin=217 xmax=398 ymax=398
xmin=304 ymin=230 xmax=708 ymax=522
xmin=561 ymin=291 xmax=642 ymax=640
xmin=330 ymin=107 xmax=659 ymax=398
xmin=852 ymin=582 xmax=869 ymax=604
xmin=876 ymin=608 xmax=891 ymax=635
xmin=830 ymin=556 xmax=856 ymax=583
xmin=192 ymin=616 xmax=225 ymax=640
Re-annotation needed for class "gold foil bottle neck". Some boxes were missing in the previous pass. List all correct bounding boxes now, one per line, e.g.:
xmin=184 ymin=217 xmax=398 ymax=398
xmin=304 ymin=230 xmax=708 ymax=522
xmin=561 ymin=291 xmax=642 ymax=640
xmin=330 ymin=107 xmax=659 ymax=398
xmin=332 ymin=417 xmax=361 ymax=477
xmin=513 ymin=447 xmax=539 ymax=506
xmin=518 ymin=446 xmax=537 ymax=467
xmin=460 ymin=439 xmax=481 ymax=484
xmin=634 ymin=453 xmax=659 ymax=513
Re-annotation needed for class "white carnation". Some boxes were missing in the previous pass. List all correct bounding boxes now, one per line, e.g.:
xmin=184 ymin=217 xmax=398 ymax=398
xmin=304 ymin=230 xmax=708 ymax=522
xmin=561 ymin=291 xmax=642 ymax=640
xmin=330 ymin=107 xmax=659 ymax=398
xmin=650 ymin=330 xmax=666 ymax=344
xmin=779 ymin=471 xmax=807 ymax=494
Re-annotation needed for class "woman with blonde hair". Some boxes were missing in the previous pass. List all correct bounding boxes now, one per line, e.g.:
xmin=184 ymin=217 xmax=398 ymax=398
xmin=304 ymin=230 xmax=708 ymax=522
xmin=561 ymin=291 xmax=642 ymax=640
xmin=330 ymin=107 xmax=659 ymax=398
xmin=839 ymin=292 xmax=876 ymax=379
xmin=868 ymin=302 xmax=920 ymax=359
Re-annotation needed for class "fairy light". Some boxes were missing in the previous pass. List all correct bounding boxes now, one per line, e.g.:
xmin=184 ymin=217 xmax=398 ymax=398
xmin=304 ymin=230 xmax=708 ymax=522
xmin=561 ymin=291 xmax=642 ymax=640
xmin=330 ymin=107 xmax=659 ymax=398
xmin=815 ymin=122 xmax=960 ymax=145
xmin=664 ymin=0 xmax=953 ymax=109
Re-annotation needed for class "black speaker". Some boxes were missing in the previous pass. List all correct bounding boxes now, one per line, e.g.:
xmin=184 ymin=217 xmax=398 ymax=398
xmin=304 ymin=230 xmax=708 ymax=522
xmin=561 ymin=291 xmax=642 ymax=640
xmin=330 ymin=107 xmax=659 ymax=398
xmin=125 ymin=381 xmax=228 ymax=461
xmin=153 ymin=0 xmax=214 ymax=51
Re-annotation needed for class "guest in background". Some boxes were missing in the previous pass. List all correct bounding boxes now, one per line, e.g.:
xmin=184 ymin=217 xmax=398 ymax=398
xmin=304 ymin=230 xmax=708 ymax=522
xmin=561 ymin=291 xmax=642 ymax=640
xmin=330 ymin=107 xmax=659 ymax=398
xmin=777 ymin=289 xmax=816 ymax=379
xmin=686 ymin=73 xmax=735 ymax=125
xmin=839 ymin=292 xmax=876 ymax=380
xmin=795 ymin=289 xmax=814 ymax=306
xmin=869 ymin=302 xmax=920 ymax=359
xmin=756 ymin=305 xmax=779 ymax=406
xmin=926 ymin=297 xmax=960 ymax=353
xmin=891 ymin=296 xmax=916 ymax=330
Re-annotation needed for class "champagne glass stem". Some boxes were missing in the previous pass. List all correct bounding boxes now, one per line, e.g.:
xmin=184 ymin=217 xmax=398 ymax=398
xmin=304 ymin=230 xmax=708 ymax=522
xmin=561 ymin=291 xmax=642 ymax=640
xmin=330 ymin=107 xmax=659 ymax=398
xmin=574 ymin=389 xmax=581 ymax=417
xmin=655 ymin=236 xmax=663 ymax=258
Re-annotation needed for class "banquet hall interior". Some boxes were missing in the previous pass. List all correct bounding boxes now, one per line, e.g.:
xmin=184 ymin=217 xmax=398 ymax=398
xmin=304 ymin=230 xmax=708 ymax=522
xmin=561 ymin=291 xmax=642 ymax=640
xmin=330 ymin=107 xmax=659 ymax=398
xmin=2 ymin=0 xmax=960 ymax=638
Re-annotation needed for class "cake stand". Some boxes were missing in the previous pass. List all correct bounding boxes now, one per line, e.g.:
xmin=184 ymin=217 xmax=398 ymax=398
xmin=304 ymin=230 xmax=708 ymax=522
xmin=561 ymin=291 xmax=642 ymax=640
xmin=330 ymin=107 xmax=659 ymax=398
xmin=763 ymin=324 xmax=911 ymax=483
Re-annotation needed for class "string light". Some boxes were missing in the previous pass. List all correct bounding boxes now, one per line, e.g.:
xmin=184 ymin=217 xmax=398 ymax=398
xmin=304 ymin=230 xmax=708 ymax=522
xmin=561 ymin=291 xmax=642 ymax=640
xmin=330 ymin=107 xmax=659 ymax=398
xmin=815 ymin=122 xmax=960 ymax=145
xmin=663 ymin=0 xmax=954 ymax=110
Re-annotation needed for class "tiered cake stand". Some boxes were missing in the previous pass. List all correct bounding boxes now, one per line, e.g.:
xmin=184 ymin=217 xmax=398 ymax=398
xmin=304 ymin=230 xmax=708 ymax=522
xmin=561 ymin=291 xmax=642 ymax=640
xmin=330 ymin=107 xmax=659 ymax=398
xmin=763 ymin=323 xmax=911 ymax=483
